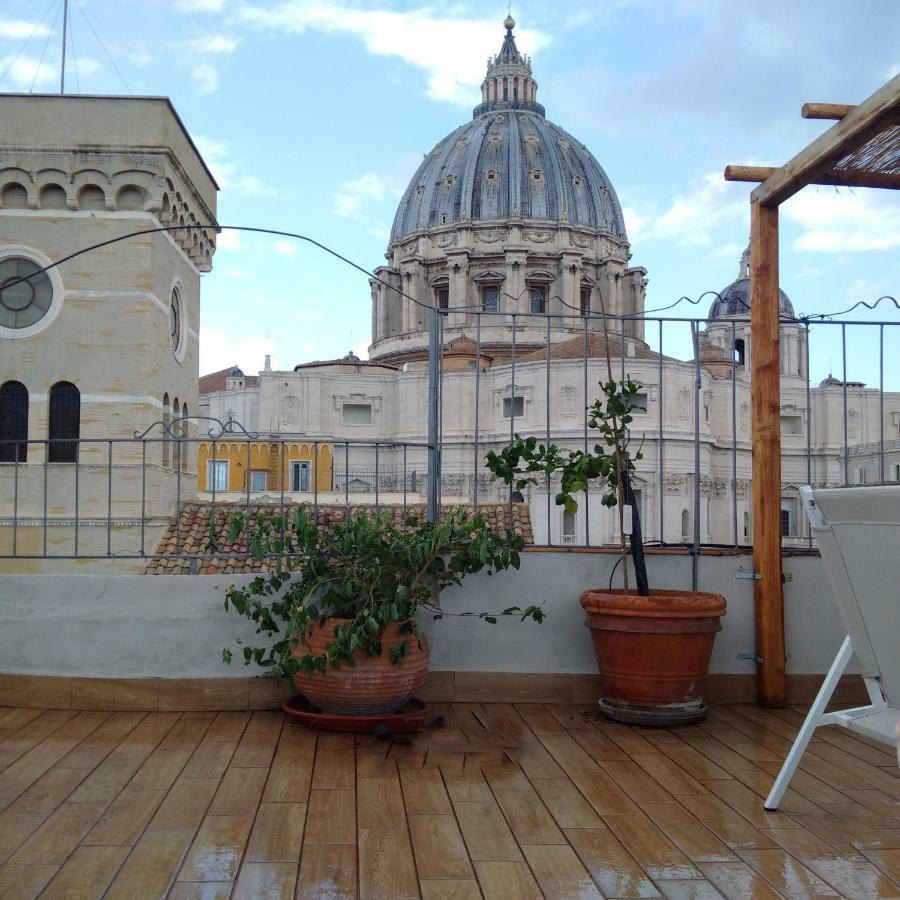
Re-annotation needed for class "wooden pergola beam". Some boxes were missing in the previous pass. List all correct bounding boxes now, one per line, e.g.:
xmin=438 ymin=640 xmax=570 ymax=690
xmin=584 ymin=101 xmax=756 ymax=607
xmin=751 ymin=73 xmax=900 ymax=207
xmin=725 ymin=164 xmax=900 ymax=191
xmin=801 ymin=102 xmax=854 ymax=120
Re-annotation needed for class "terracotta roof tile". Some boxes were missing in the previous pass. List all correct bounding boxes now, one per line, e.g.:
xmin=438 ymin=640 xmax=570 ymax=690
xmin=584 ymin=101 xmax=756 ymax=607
xmin=518 ymin=332 xmax=668 ymax=364
xmin=145 ymin=501 xmax=532 ymax=574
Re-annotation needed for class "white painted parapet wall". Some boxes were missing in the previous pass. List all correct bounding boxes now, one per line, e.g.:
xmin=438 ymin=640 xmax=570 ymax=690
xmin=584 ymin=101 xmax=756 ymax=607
xmin=0 ymin=551 xmax=850 ymax=680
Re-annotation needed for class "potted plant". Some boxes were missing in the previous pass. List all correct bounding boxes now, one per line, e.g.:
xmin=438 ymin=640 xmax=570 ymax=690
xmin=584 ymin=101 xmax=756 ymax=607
xmin=486 ymin=356 xmax=725 ymax=726
xmin=220 ymin=506 xmax=543 ymax=715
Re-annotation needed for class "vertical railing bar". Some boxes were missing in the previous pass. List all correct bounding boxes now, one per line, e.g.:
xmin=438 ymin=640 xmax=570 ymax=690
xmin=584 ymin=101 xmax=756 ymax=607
xmin=210 ymin=438 xmax=217 ymax=565
xmin=245 ymin=436 xmax=251 ymax=516
xmin=12 ymin=442 xmax=20 ymax=556
xmin=731 ymin=320 xmax=738 ymax=548
xmin=473 ymin=312 xmax=481 ymax=512
xmin=583 ymin=313 xmax=590 ymax=547
xmin=879 ymin=323 xmax=885 ymax=484
xmin=438 ymin=311 xmax=444 ymax=514
xmin=375 ymin=443 xmax=380 ymax=514
xmin=312 ymin=441 xmax=319 ymax=526
xmin=73 ymin=440 xmax=79 ymax=557
xmin=691 ymin=321 xmax=701 ymax=591
xmin=344 ymin=441 xmax=350 ymax=517
xmin=107 ymin=440 xmax=113 ymax=557
xmin=402 ymin=444 xmax=408 ymax=523
xmin=509 ymin=312 xmax=516 ymax=532
xmin=806 ymin=321 xmax=813 ymax=548
xmin=545 ymin=314 xmax=551 ymax=546
xmin=658 ymin=319 xmax=664 ymax=544
xmin=140 ymin=440 xmax=146 ymax=557
xmin=842 ymin=323 xmax=848 ymax=486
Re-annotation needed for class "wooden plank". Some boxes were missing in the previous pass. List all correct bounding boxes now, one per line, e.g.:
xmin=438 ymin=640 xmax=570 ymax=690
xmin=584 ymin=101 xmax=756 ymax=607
xmin=652 ymin=879 xmax=725 ymax=898
xmin=296 ymin=844 xmax=356 ymax=899
xmin=168 ymin=882 xmax=232 ymax=899
xmin=104 ymin=827 xmax=194 ymax=899
xmin=303 ymin=789 xmax=356 ymax=844
xmin=493 ymin=789 xmax=566 ymax=844
xmin=631 ymin=754 xmax=710 ymax=795
xmin=231 ymin=862 xmax=298 ymax=899
xmin=399 ymin=767 xmax=452 ymax=815
xmin=261 ymin=754 xmax=313 ymax=802
xmin=737 ymin=847 xmax=839 ymax=896
xmin=677 ymin=794 xmax=777 ymax=850
xmin=0 ymin=812 xmax=45 ymax=865
xmin=420 ymin=880 xmax=481 ymax=900
xmin=752 ymin=73 xmax=900 ymax=205
xmin=642 ymin=802 xmax=737 ymax=863
xmin=725 ymin=164 xmax=900 ymax=190
xmin=750 ymin=198 xmax=786 ymax=707
xmin=82 ymin=784 xmax=167 ymax=846
xmin=0 ymin=863 xmax=58 ymax=899
xmin=147 ymin=776 xmax=219 ymax=830
xmin=39 ymin=845 xmax=128 ymax=899
xmin=207 ymin=766 xmax=267 ymax=816
xmin=408 ymin=814 xmax=473 ymax=879
xmin=597 ymin=759 xmax=675 ymax=804
xmin=565 ymin=825 xmax=662 ymax=898
xmin=530 ymin=776 xmax=604 ymax=828
xmin=473 ymin=860 xmax=542 ymax=900
xmin=245 ymin=801 xmax=307 ymax=862
xmin=177 ymin=813 xmax=254 ymax=882
xmin=358 ymin=825 xmax=419 ymax=899
xmin=522 ymin=844 xmax=603 ymax=899
xmin=8 ymin=801 xmax=107 ymax=865
xmin=602 ymin=813 xmax=701 ymax=880
xmin=357 ymin=777 xmax=406 ymax=829
xmin=454 ymin=800 xmax=522 ymax=861
xmin=802 ymin=102 xmax=855 ymax=120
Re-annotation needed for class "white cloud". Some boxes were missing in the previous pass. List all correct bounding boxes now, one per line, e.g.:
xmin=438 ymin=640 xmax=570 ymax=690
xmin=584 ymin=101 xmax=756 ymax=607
xmin=0 ymin=20 xmax=50 ymax=39
xmin=177 ymin=0 xmax=229 ymax=11
xmin=0 ymin=54 xmax=56 ymax=87
xmin=335 ymin=172 xmax=395 ymax=219
xmin=274 ymin=240 xmax=296 ymax=256
xmin=622 ymin=172 xmax=747 ymax=249
xmin=240 ymin=3 xmax=550 ymax=105
xmin=785 ymin=189 xmax=900 ymax=253
xmin=192 ymin=61 xmax=220 ymax=93
xmin=200 ymin=327 xmax=276 ymax=374
xmin=187 ymin=34 xmax=239 ymax=54
xmin=233 ymin=175 xmax=276 ymax=197
xmin=216 ymin=229 xmax=242 ymax=251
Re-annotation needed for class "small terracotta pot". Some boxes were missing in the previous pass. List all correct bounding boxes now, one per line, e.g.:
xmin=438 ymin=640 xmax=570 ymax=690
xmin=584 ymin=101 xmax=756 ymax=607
xmin=580 ymin=588 xmax=726 ymax=726
xmin=292 ymin=618 xmax=429 ymax=715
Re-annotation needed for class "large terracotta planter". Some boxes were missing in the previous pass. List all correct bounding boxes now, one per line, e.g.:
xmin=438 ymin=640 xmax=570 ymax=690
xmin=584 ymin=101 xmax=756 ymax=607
xmin=580 ymin=588 xmax=726 ymax=726
xmin=292 ymin=618 xmax=429 ymax=715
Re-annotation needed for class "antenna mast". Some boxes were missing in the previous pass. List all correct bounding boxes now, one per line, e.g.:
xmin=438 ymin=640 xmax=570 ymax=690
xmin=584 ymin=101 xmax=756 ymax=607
xmin=60 ymin=0 xmax=69 ymax=94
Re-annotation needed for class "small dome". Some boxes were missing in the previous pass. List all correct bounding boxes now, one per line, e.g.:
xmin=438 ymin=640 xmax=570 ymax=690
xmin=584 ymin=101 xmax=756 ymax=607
xmin=819 ymin=373 xmax=842 ymax=387
xmin=708 ymin=246 xmax=794 ymax=322
xmin=504 ymin=14 xmax=516 ymax=30
xmin=228 ymin=366 xmax=244 ymax=377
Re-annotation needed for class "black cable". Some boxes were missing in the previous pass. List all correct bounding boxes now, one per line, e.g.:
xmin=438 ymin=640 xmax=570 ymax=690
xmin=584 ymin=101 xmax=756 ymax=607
xmin=72 ymin=0 xmax=131 ymax=94
xmin=29 ymin=0 xmax=61 ymax=93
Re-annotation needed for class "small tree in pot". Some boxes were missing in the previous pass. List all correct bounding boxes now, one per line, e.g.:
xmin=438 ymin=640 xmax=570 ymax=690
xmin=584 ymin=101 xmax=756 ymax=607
xmin=220 ymin=506 xmax=543 ymax=715
xmin=486 ymin=351 xmax=725 ymax=725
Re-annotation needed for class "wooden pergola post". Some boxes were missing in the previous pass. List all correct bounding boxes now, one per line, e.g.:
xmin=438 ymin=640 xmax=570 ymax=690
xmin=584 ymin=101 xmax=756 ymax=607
xmin=750 ymin=200 xmax=786 ymax=707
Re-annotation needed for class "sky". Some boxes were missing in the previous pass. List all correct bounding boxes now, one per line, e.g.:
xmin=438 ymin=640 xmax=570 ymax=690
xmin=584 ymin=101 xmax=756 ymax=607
xmin=1 ymin=0 xmax=899 ymax=387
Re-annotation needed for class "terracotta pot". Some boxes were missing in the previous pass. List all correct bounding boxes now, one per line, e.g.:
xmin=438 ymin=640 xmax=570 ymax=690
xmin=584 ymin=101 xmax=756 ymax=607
xmin=580 ymin=588 xmax=726 ymax=726
xmin=292 ymin=618 xmax=429 ymax=715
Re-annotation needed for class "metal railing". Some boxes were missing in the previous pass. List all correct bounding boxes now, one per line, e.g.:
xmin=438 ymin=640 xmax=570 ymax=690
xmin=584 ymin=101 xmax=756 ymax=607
xmin=1 ymin=309 xmax=898 ymax=565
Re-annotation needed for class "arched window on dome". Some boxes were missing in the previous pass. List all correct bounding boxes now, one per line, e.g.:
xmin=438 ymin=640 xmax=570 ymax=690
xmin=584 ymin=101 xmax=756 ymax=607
xmin=0 ymin=381 xmax=28 ymax=463
xmin=48 ymin=382 xmax=80 ymax=463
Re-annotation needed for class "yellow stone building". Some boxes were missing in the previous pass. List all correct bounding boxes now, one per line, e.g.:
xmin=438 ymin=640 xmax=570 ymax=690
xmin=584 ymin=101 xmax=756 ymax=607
xmin=197 ymin=440 xmax=332 ymax=494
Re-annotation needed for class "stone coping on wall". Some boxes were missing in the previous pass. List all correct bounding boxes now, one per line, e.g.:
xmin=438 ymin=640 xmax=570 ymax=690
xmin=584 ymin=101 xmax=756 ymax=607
xmin=0 ymin=670 xmax=863 ymax=711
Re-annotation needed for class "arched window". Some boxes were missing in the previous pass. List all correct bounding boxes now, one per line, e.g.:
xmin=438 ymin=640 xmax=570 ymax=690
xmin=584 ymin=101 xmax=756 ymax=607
xmin=743 ymin=511 xmax=750 ymax=543
xmin=681 ymin=509 xmax=691 ymax=542
xmin=162 ymin=392 xmax=171 ymax=467
xmin=734 ymin=338 xmax=746 ymax=366
xmin=48 ymin=382 xmax=79 ymax=462
xmin=0 ymin=381 xmax=28 ymax=462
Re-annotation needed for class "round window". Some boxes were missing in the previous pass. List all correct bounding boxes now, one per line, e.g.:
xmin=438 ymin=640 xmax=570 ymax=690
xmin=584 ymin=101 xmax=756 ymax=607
xmin=0 ymin=257 xmax=53 ymax=330
xmin=170 ymin=287 xmax=182 ymax=354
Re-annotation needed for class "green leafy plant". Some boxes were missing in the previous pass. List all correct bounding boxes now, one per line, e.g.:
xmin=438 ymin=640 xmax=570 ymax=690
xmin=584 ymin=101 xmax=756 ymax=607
xmin=485 ymin=376 xmax=650 ymax=596
xmin=220 ymin=506 xmax=543 ymax=678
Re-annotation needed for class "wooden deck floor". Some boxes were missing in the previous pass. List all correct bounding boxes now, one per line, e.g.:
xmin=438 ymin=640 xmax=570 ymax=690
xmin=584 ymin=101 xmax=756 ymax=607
xmin=0 ymin=703 xmax=899 ymax=899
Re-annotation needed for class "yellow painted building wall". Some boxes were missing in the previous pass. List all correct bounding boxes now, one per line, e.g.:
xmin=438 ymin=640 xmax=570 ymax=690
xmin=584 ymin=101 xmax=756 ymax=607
xmin=197 ymin=442 xmax=332 ymax=493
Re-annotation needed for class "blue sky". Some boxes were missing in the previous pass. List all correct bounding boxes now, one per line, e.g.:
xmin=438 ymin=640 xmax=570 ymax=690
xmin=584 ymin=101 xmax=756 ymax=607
xmin=1 ymin=0 xmax=898 ymax=386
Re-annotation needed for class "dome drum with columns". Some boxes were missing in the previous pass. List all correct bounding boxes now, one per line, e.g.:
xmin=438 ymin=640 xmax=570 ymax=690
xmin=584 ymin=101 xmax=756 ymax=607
xmin=369 ymin=18 xmax=648 ymax=365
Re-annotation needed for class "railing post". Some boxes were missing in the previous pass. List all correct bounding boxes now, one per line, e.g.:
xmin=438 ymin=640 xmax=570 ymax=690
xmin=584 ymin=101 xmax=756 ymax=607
xmin=750 ymin=199 xmax=787 ymax=708
xmin=426 ymin=304 xmax=441 ymax=524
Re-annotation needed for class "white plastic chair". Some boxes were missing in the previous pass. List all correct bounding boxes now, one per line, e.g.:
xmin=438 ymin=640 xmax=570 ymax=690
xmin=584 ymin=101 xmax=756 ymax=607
xmin=765 ymin=484 xmax=900 ymax=810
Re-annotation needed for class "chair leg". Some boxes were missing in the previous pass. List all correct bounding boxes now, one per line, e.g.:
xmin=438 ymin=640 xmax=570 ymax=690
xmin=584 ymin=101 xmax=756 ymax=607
xmin=764 ymin=636 xmax=853 ymax=810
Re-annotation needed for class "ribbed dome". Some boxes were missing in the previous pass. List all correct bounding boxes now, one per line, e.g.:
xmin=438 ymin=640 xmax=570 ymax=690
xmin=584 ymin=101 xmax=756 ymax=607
xmin=708 ymin=247 xmax=794 ymax=321
xmin=389 ymin=20 xmax=626 ymax=245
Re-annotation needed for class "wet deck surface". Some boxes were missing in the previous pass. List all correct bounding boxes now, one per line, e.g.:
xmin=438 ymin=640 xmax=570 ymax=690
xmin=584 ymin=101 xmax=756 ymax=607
xmin=0 ymin=702 xmax=899 ymax=898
